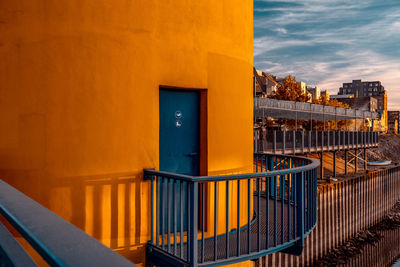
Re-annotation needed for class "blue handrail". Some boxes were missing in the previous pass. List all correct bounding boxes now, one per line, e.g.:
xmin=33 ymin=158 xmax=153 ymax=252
xmin=145 ymin=153 xmax=319 ymax=267
xmin=0 ymin=180 xmax=136 ymax=267
xmin=144 ymin=154 xmax=319 ymax=182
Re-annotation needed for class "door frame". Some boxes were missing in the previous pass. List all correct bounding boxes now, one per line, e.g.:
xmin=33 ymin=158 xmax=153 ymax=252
xmin=159 ymin=85 xmax=208 ymax=176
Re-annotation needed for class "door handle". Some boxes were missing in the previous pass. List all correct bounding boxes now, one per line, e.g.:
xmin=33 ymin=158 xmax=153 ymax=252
xmin=186 ymin=153 xmax=199 ymax=157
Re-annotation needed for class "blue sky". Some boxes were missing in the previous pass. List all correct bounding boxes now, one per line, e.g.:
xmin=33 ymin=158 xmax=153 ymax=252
xmin=254 ymin=0 xmax=400 ymax=109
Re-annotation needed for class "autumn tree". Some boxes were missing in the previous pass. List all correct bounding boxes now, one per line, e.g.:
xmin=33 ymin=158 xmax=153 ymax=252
xmin=267 ymin=75 xmax=310 ymax=130
xmin=311 ymin=97 xmax=352 ymax=130
xmin=270 ymin=75 xmax=310 ymax=103
xmin=265 ymin=74 xmax=357 ymax=131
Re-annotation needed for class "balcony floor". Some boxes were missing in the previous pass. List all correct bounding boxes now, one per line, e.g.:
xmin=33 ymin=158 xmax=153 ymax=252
xmin=156 ymin=195 xmax=296 ymax=264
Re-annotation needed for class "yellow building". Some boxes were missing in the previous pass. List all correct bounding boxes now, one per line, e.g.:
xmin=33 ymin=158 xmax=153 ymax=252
xmin=300 ymin=81 xmax=313 ymax=103
xmin=0 ymin=0 xmax=253 ymax=265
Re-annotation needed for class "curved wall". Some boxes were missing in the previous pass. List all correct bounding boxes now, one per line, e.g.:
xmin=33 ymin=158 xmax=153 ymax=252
xmin=0 ymin=0 xmax=253 ymax=264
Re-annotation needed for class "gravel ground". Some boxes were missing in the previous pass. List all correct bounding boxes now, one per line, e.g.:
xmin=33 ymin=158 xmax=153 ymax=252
xmin=367 ymin=134 xmax=400 ymax=164
xmin=332 ymin=134 xmax=400 ymax=172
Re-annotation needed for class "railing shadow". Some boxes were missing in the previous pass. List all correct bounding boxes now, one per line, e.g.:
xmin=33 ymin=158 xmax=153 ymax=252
xmin=0 ymin=170 xmax=148 ymax=264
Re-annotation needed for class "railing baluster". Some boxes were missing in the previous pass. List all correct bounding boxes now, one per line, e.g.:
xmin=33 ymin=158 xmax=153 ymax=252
xmin=173 ymin=180 xmax=177 ymax=256
xmin=202 ymin=183 xmax=205 ymax=263
xmin=256 ymin=154 xmax=259 ymax=172
xmin=260 ymin=156 xmax=263 ymax=195
xmin=214 ymin=181 xmax=218 ymax=261
xmin=151 ymin=175 xmax=154 ymax=245
xmin=303 ymin=172 xmax=308 ymax=231
xmin=189 ymin=182 xmax=198 ymax=266
xmin=161 ymin=177 xmax=165 ymax=249
xmin=291 ymin=160 xmax=295 ymax=240
xmin=310 ymin=170 xmax=313 ymax=229
xmin=268 ymin=156 xmax=274 ymax=197
xmin=187 ymin=181 xmax=190 ymax=262
xmin=274 ymin=175 xmax=277 ymax=247
xmin=315 ymin=169 xmax=317 ymax=223
xmin=293 ymin=169 xmax=297 ymax=238
xmin=306 ymin=171 xmax=309 ymax=230
xmin=156 ymin=176 xmax=160 ymax=247
xmin=281 ymin=174 xmax=285 ymax=245
xmin=248 ymin=178 xmax=251 ymax=254
xmin=186 ymin=182 xmax=191 ymax=262
xmin=179 ymin=181 xmax=183 ymax=259
xmin=298 ymin=172 xmax=305 ymax=245
xmin=226 ymin=180 xmax=230 ymax=259
xmin=315 ymin=169 xmax=318 ymax=225
xmin=266 ymin=177 xmax=269 ymax=249
xmin=288 ymin=173 xmax=291 ymax=242
xmin=237 ymin=180 xmax=241 ymax=257
xmin=167 ymin=178 xmax=171 ymax=253
xmin=257 ymin=177 xmax=260 ymax=251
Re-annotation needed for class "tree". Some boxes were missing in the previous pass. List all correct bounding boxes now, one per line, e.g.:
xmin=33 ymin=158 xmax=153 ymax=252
xmin=265 ymin=74 xmax=356 ymax=131
xmin=270 ymin=75 xmax=310 ymax=103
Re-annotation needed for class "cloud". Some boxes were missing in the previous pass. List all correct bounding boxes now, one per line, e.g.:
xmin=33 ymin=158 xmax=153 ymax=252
xmin=254 ymin=0 xmax=400 ymax=109
xmin=275 ymin=27 xmax=288 ymax=34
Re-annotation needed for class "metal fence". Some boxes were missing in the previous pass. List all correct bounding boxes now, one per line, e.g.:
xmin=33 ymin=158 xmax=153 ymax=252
xmin=254 ymin=130 xmax=379 ymax=154
xmin=144 ymin=153 xmax=319 ymax=267
xmin=254 ymin=98 xmax=379 ymax=121
xmin=0 ymin=180 xmax=135 ymax=267
xmin=257 ymin=165 xmax=400 ymax=267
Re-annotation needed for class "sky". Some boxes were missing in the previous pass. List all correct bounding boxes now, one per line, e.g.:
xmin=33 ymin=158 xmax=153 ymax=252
xmin=253 ymin=0 xmax=400 ymax=110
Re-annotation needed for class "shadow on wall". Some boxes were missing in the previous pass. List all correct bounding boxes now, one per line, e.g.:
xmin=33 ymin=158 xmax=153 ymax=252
xmin=0 ymin=170 xmax=148 ymax=264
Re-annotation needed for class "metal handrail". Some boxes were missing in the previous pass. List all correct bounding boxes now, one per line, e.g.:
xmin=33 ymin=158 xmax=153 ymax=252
xmin=144 ymin=153 xmax=319 ymax=267
xmin=144 ymin=154 xmax=319 ymax=182
xmin=0 ymin=180 xmax=136 ymax=267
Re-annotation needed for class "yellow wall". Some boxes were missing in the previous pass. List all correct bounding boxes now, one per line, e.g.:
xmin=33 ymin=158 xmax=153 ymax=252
xmin=0 ymin=0 xmax=253 ymax=265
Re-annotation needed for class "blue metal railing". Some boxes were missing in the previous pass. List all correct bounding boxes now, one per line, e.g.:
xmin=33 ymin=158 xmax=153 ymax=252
xmin=255 ymin=130 xmax=379 ymax=154
xmin=0 ymin=180 xmax=136 ymax=267
xmin=144 ymin=153 xmax=319 ymax=267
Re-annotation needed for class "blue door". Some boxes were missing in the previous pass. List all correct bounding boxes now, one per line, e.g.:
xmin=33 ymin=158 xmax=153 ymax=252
xmin=159 ymin=89 xmax=200 ymax=232
xmin=159 ymin=89 xmax=200 ymax=176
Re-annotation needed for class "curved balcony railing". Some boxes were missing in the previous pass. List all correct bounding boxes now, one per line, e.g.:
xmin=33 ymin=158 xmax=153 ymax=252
xmin=144 ymin=153 xmax=319 ymax=267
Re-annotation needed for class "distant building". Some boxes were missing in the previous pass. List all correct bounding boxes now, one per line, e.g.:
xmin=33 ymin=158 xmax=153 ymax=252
xmin=339 ymin=80 xmax=385 ymax=98
xmin=336 ymin=96 xmax=378 ymax=131
xmin=388 ymin=111 xmax=400 ymax=134
xmin=321 ymin=90 xmax=330 ymax=100
xmin=263 ymin=73 xmax=279 ymax=96
xmin=253 ymin=68 xmax=279 ymax=97
xmin=254 ymin=68 xmax=266 ymax=96
xmin=337 ymin=96 xmax=378 ymax=112
xmin=338 ymin=80 xmax=387 ymax=131
xmin=299 ymin=82 xmax=312 ymax=102
xmin=306 ymin=86 xmax=321 ymax=101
